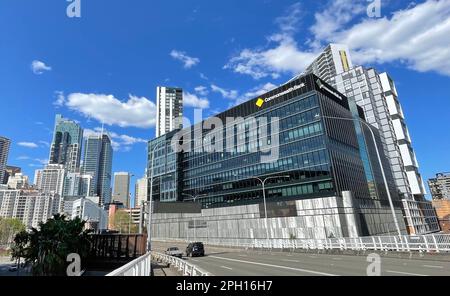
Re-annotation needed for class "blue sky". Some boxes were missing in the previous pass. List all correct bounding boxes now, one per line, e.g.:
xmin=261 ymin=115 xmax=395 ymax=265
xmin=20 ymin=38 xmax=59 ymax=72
xmin=0 ymin=0 xmax=449 ymax=199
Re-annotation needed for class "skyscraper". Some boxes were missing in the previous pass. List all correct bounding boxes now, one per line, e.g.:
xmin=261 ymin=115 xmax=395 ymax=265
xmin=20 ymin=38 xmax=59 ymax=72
xmin=34 ymin=164 xmax=66 ymax=196
xmin=83 ymin=133 xmax=113 ymax=206
xmin=428 ymin=173 xmax=450 ymax=200
xmin=49 ymin=114 xmax=83 ymax=172
xmin=156 ymin=86 xmax=183 ymax=137
xmin=112 ymin=172 xmax=131 ymax=207
xmin=305 ymin=43 xmax=353 ymax=82
xmin=134 ymin=174 xmax=148 ymax=208
xmin=0 ymin=136 xmax=11 ymax=184
xmin=306 ymin=44 xmax=439 ymax=234
xmin=34 ymin=164 xmax=66 ymax=212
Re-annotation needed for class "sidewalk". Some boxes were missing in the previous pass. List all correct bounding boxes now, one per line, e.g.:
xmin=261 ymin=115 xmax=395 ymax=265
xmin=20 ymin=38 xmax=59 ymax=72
xmin=152 ymin=261 xmax=180 ymax=276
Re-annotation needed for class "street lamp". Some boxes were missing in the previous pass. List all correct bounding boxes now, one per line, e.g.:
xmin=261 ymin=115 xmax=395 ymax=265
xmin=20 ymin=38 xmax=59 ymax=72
xmin=233 ymin=173 xmax=290 ymax=248
xmin=128 ymin=174 xmax=135 ymax=234
xmin=182 ymin=193 xmax=206 ymax=242
xmin=314 ymin=113 xmax=402 ymax=237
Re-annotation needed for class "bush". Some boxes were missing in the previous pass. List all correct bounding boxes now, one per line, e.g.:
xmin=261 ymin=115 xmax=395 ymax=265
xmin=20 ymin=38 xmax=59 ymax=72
xmin=11 ymin=214 xmax=92 ymax=276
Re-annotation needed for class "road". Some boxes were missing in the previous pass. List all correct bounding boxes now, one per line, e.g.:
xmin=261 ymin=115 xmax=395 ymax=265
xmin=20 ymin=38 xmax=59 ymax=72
xmin=153 ymin=241 xmax=450 ymax=276
xmin=0 ymin=256 xmax=30 ymax=276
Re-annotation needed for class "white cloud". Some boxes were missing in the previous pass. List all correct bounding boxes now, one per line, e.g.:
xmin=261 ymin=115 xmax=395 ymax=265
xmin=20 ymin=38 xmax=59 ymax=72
xmin=39 ymin=141 xmax=50 ymax=147
xmin=84 ymin=127 xmax=147 ymax=152
xmin=225 ymin=0 xmax=450 ymax=78
xmin=194 ymin=86 xmax=209 ymax=96
xmin=17 ymin=156 xmax=30 ymax=160
xmin=34 ymin=158 xmax=49 ymax=165
xmin=183 ymin=92 xmax=210 ymax=109
xmin=53 ymin=91 xmax=65 ymax=107
xmin=326 ymin=0 xmax=450 ymax=76
xmin=17 ymin=142 xmax=38 ymax=148
xmin=224 ymin=3 xmax=318 ymax=79
xmin=65 ymin=93 xmax=156 ymax=128
xmin=243 ymin=82 xmax=278 ymax=99
xmin=170 ymin=50 xmax=200 ymax=69
xmin=211 ymin=84 xmax=239 ymax=99
xmin=31 ymin=60 xmax=52 ymax=74
xmin=233 ymin=82 xmax=278 ymax=106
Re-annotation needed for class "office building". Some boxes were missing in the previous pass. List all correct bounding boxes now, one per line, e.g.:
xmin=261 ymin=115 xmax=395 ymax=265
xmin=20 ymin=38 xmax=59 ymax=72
xmin=69 ymin=196 xmax=108 ymax=231
xmin=134 ymin=174 xmax=148 ymax=208
xmin=3 ymin=166 xmax=21 ymax=185
xmin=7 ymin=173 xmax=29 ymax=189
xmin=0 ymin=136 xmax=11 ymax=185
xmin=432 ymin=199 xmax=450 ymax=233
xmin=306 ymin=44 xmax=438 ymax=235
xmin=148 ymin=73 xmax=407 ymax=241
xmin=156 ymin=86 xmax=183 ymax=137
xmin=112 ymin=172 xmax=131 ymax=207
xmin=34 ymin=164 xmax=66 ymax=196
xmin=63 ymin=172 xmax=93 ymax=197
xmin=305 ymin=44 xmax=353 ymax=83
xmin=107 ymin=204 xmax=141 ymax=232
xmin=148 ymin=129 xmax=180 ymax=203
xmin=49 ymin=114 xmax=83 ymax=172
xmin=428 ymin=173 xmax=450 ymax=200
xmin=83 ymin=133 xmax=113 ymax=206
xmin=0 ymin=188 xmax=60 ymax=229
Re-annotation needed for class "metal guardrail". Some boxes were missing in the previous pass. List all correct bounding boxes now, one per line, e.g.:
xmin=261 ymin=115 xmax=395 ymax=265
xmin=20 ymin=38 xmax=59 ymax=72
xmin=156 ymin=234 xmax=450 ymax=253
xmin=105 ymin=251 xmax=210 ymax=276
xmin=152 ymin=252 xmax=210 ymax=276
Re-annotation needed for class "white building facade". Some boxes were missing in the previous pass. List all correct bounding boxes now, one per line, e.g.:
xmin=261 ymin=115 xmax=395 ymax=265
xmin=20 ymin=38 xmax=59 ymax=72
xmin=156 ymin=86 xmax=183 ymax=137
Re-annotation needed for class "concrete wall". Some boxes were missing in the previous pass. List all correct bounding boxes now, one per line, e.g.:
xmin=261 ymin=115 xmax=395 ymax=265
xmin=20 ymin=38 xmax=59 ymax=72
xmin=152 ymin=194 xmax=406 ymax=242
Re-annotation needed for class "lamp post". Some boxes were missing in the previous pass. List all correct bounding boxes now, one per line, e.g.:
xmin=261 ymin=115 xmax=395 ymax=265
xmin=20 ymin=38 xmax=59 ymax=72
xmin=128 ymin=174 xmax=135 ymax=234
xmin=233 ymin=173 xmax=290 ymax=248
xmin=315 ymin=113 xmax=402 ymax=237
xmin=182 ymin=193 xmax=206 ymax=242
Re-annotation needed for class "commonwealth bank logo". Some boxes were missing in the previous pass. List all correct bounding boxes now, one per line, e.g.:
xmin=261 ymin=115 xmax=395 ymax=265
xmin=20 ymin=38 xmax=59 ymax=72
xmin=255 ymin=98 xmax=264 ymax=108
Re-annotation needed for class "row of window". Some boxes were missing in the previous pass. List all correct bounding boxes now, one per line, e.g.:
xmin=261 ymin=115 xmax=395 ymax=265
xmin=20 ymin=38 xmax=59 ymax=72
xmin=183 ymin=121 xmax=324 ymax=171
xmin=183 ymin=135 xmax=326 ymax=179
xmin=184 ymin=149 xmax=330 ymax=190
xmin=194 ymin=180 xmax=334 ymax=208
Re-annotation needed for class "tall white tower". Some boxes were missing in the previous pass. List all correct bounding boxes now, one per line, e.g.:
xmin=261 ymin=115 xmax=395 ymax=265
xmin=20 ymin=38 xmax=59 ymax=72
xmin=156 ymin=86 xmax=183 ymax=137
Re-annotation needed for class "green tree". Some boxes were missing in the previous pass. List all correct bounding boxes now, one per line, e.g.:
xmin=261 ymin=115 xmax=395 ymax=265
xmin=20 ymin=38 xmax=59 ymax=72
xmin=110 ymin=210 xmax=139 ymax=234
xmin=0 ymin=217 xmax=25 ymax=247
xmin=11 ymin=214 xmax=92 ymax=276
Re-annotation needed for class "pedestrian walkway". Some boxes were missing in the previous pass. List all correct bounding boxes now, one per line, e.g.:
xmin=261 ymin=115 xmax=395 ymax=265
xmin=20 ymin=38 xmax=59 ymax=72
xmin=152 ymin=261 xmax=180 ymax=276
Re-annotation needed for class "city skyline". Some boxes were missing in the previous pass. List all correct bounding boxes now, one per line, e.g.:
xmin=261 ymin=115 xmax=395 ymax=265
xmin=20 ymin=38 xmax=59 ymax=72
xmin=1 ymin=0 xmax=450 ymax=200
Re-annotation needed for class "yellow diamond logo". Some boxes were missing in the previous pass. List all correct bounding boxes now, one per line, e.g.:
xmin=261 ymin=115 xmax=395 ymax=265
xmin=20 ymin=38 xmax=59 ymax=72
xmin=256 ymin=98 xmax=264 ymax=107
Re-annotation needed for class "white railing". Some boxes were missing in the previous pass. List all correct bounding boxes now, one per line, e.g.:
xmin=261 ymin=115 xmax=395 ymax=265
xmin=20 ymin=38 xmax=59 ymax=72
xmin=152 ymin=252 xmax=210 ymax=276
xmin=106 ymin=251 xmax=210 ymax=276
xmin=106 ymin=252 xmax=153 ymax=276
xmin=155 ymin=234 xmax=450 ymax=253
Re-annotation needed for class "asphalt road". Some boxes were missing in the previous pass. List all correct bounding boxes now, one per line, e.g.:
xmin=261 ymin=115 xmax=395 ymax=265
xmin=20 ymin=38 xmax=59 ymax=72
xmin=0 ymin=257 xmax=30 ymax=276
xmin=153 ymin=241 xmax=450 ymax=276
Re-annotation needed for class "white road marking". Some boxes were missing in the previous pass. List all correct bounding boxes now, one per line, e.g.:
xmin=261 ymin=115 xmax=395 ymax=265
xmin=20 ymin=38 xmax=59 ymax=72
xmin=282 ymin=259 xmax=300 ymax=263
xmin=238 ymin=255 xmax=248 ymax=257
xmin=385 ymin=270 xmax=428 ymax=276
xmin=220 ymin=266 xmax=233 ymax=270
xmin=332 ymin=257 xmax=342 ymax=260
xmin=423 ymin=265 xmax=444 ymax=269
xmin=308 ymin=255 xmax=317 ymax=258
xmin=208 ymin=256 xmax=338 ymax=276
xmin=190 ymin=259 xmax=199 ymax=262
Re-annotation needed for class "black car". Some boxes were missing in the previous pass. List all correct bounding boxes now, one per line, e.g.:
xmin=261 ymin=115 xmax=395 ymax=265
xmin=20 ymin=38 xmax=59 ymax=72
xmin=186 ymin=242 xmax=205 ymax=257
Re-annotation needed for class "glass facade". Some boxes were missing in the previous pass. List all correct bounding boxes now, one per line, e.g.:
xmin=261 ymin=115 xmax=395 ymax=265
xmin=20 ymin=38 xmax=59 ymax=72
xmin=148 ymin=130 xmax=179 ymax=202
xmin=147 ymin=74 xmax=399 ymax=213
